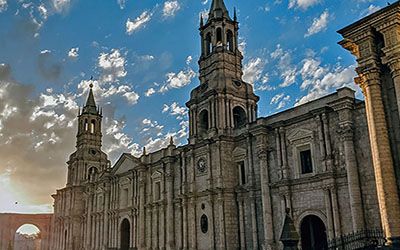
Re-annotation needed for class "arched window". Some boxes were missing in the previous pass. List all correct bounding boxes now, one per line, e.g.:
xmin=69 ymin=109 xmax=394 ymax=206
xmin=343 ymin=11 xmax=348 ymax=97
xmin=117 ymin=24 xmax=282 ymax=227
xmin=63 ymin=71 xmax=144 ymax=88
xmin=300 ymin=215 xmax=328 ymax=250
xmin=120 ymin=219 xmax=130 ymax=250
xmin=88 ymin=167 xmax=98 ymax=182
xmin=227 ymin=30 xmax=234 ymax=52
xmin=233 ymin=106 xmax=247 ymax=128
xmin=216 ymin=27 xmax=223 ymax=46
xmin=90 ymin=120 xmax=96 ymax=134
xmin=205 ymin=33 xmax=212 ymax=55
xmin=84 ymin=119 xmax=89 ymax=131
xmin=198 ymin=110 xmax=209 ymax=135
xmin=14 ymin=224 xmax=42 ymax=250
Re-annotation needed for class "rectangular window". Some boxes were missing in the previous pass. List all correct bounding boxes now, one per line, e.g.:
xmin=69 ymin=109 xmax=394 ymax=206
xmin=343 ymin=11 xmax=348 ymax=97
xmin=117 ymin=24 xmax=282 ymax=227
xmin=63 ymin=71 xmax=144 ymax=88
xmin=239 ymin=161 xmax=246 ymax=185
xmin=155 ymin=182 xmax=161 ymax=201
xmin=300 ymin=150 xmax=313 ymax=174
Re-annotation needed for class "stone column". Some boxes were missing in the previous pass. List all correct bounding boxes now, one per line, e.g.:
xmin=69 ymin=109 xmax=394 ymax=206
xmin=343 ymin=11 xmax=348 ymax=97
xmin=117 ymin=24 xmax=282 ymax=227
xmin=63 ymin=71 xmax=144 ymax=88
xmin=165 ymin=161 xmax=175 ymax=250
xmin=257 ymin=146 xmax=275 ymax=249
xmin=322 ymin=113 xmax=333 ymax=170
xmin=356 ymin=70 xmax=400 ymax=242
xmin=323 ymin=187 xmax=335 ymax=239
xmin=330 ymin=186 xmax=342 ymax=237
xmin=280 ymin=127 xmax=289 ymax=179
xmin=138 ymin=169 xmax=146 ymax=249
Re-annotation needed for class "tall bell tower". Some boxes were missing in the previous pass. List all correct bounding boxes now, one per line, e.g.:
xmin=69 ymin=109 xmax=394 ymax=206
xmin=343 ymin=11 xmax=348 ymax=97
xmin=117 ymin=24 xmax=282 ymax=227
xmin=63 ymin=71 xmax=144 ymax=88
xmin=66 ymin=83 xmax=110 ymax=187
xmin=186 ymin=0 xmax=259 ymax=143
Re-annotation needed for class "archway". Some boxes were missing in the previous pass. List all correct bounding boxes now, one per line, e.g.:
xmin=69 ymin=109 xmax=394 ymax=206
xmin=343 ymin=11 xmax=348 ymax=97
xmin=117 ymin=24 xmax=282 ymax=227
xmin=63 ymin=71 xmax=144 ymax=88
xmin=198 ymin=109 xmax=209 ymax=135
xmin=300 ymin=215 xmax=328 ymax=250
xmin=14 ymin=224 xmax=41 ymax=250
xmin=233 ymin=106 xmax=247 ymax=128
xmin=120 ymin=219 xmax=130 ymax=250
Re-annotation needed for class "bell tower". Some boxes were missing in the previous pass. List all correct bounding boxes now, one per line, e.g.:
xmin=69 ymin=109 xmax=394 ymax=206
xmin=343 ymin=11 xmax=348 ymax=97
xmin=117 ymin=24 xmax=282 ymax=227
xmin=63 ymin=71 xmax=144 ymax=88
xmin=66 ymin=83 xmax=110 ymax=186
xmin=186 ymin=0 xmax=259 ymax=143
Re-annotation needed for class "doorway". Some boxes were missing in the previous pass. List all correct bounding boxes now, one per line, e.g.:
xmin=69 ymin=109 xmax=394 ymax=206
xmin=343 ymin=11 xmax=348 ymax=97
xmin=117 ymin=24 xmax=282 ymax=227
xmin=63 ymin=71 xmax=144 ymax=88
xmin=300 ymin=215 xmax=328 ymax=250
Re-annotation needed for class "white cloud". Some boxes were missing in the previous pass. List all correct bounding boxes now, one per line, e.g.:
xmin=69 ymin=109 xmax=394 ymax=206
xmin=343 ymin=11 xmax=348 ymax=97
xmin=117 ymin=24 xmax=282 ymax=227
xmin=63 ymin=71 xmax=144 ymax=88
xmin=270 ymin=44 xmax=297 ymax=87
xmin=361 ymin=5 xmax=381 ymax=17
xmin=98 ymin=49 xmax=127 ymax=82
xmin=68 ymin=47 xmax=79 ymax=59
xmin=117 ymin=0 xmax=126 ymax=9
xmin=270 ymin=93 xmax=291 ymax=110
xmin=126 ymin=11 xmax=152 ymax=35
xmin=162 ymin=102 xmax=188 ymax=120
xmin=199 ymin=9 xmax=209 ymax=21
xmin=305 ymin=10 xmax=330 ymax=37
xmin=145 ymin=88 xmax=156 ymax=97
xmin=186 ymin=56 xmax=193 ymax=65
xmin=0 ymin=0 xmax=7 ymax=12
xmin=159 ymin=68 xmax=196 ymax=93
xmin=163 ymin=1 xmax=181 ymax=18
xmin=201 ymin=0 xmax=209 ymax=5
xmin=296 ymin=57 xmax=358 ymax=105
xmin=289 ymin=0 xmax=319 ymax=10
xmin=243 ymin=58 xmax=266 ymax=84
xmin=238 ymin=38 xmax=247 ymax=55
xmin=38 ymin=4 xmax=48 ymax=19
xmin=52 ymin=0 xmax=71 ymax=13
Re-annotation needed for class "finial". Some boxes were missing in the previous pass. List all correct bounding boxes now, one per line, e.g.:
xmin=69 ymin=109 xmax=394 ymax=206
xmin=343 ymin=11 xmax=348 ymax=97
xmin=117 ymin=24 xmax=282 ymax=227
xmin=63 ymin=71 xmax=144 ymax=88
xmin=89 ymin=76 xmax=94 ymax=89
xmin=142 ymin=147 xmax=147 ymax=156
xmin=200 ymin=14 xmax=204 ymax=27
xmin=234 ymin=7 xmax=237 ymax=21
xmin=78 ymin=107 xmax=81 ymax=116
xmin=169 ymin=136 xmax=174 ymax=146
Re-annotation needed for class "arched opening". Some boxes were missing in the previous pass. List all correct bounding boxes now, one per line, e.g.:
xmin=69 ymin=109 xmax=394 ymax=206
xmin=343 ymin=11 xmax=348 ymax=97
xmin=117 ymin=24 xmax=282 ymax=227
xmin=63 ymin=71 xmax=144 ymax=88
xmin=233 ymin=106 xmax=247 ymax=128
xmin=90 ymin=120 xmax=96 ymax=134
xmin=120 ymin=219 xmax=130 ymax=250
xmin=14 ymin=224 xmax=41 ymax=250
xmin=84 ymin=119 xmax=89 ymax=131
xmin=227 ymin=30 xmax=234 ymax=52
xmin=300 ymin=215 xmax=328 ymax=250
xmin=198 ymin=109 xmax=209 ymax=135
xmin=205 ymin=33 xmax=212 ymax=55
xmin=216 ymin=27 xmax=223 ymax=47
xmin=88 ymin=167 xmax=98 ymax=182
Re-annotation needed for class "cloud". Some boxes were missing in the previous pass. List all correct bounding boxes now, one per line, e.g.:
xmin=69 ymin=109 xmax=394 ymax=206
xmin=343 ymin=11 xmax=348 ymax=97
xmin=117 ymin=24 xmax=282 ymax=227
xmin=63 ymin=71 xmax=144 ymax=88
xmin=68 ymin=47 xmax=79 ymax=59
xmin=145 ymin=88 xmax=156 ymax=97
xmin=98 ymin=49 xmax=127 ymax=82
xmin=289 ymin=0 xmax=319 ymax=10
xmin=305 ymin=10 xmax=330 ymax=37
xmin=52 ymin=0 xmax=71 ymax=13
xmin=37 ymin=50 xmax=63 ymax=81
xmin=296 ymin=56 xmax=358 ymax=105
xmin=159 ymin=68 xmax=196 ymax=93
xmin=0 ymin=0 xmax=7 ymax=12
xmin=162 ymin=102 xmax=188 ymax=120
xmin=361 ymin=5 xmax=381 ymax=17
xmin=126 ymin=11 xmax=152 ymax=35
xmin=163 ymin=1 xmax=181 ymax=18
xmin=117 ymin=0 xmax=126 ymax=9
xmin=270 ymin=44 xmax=297 ymax=87
xmin=243 ymin=58 xmax=266 ymax=85
xmin=270 ymin=93 xmax=291 ymax=110
xmin=186 ymin=56 xmax=193 ymax=65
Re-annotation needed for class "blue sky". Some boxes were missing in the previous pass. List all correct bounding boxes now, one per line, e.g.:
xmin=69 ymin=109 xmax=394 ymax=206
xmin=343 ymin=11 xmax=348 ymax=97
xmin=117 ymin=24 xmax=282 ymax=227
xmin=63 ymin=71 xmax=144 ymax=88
xmin=0 ymin=0 xmax=388 ymax=212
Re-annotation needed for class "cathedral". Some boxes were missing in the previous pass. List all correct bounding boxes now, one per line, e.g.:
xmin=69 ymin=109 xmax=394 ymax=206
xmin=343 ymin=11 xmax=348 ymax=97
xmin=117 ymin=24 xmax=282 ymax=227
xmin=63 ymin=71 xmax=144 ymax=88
xmin=47 ymin=0 xmax=400 ymax=250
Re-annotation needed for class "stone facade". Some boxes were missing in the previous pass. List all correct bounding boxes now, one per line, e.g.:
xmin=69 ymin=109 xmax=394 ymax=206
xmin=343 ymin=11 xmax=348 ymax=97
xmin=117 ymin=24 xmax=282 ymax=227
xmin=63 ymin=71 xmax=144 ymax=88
xmin=338 ymin=2 xmax=400 ymax=246
xmin=47 ymin=1 xmax=400 ymax=250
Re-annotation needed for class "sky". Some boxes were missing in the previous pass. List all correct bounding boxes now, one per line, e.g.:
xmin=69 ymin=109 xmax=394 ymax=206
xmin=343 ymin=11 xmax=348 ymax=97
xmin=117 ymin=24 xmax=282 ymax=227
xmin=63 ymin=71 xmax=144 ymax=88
xmin=0 ymin=0 xmax=389 ymax=213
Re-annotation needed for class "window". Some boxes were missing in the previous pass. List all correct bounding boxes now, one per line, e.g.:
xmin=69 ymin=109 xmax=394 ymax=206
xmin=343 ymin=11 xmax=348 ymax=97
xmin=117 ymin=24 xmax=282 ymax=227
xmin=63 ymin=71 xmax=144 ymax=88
xmin=300 ymin=150 xmax=313 ymax=174
xmin=216 ymin=27 xmax=222 ymax=46
xmin=198 ymin=109 xmax=209 ymax=135
xmin=205 ymin=33 xmax=212 ymax=55
xmin=227 ymin=30 xmax=234 ymax=52
xmin=84 ymin=119 xmax=89 ymax=131
xmin=200 ymin=214 xmax=208 ymax=234
xmin=233 ymin=106 xmax=247 ymax=128
xmin=239 ymin=161 xmax=246 ymax=185
xmin=154 ymin=181 xmax=161 ymax=201
xmin=90 ymin=120 xmax=95 ymax=134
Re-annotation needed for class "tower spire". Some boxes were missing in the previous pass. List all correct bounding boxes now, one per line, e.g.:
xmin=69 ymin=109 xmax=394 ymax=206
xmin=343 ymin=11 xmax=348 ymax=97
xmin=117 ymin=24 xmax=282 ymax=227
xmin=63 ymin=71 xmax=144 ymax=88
xmin=83 ymin=81 xmax=98 ymax=115
xmin=208 ymin=0 xmax=230 ymax=20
